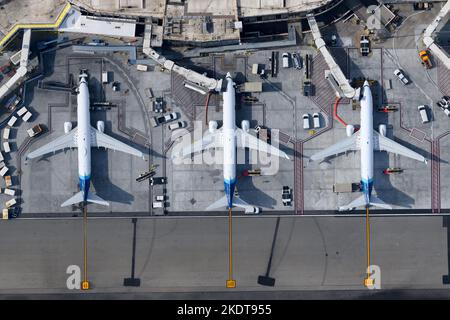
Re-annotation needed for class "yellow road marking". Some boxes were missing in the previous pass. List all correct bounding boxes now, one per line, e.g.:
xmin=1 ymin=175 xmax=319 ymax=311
xmin=364 ymin=206 xmax=373 ymax=287
xmin=226 ymin=207 xmax=236 ymax=288
xmin=81 ymin=205 xmax=89 ymax=290
xmin=0 ymin=2 xmax=71 ymax=48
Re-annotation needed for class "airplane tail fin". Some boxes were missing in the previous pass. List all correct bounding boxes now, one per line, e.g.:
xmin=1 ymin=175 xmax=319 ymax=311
xmin=61 ymin=191 xmax=109 ymax=207
xmin=369 ymin=195 xmax=392 ymax=210
xmin=205 ymin=195 xmax=252 ymax=210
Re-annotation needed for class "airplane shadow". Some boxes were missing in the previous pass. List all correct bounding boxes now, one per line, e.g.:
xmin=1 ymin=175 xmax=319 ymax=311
xmin=89 ymin=112 xmax=137 ymax=205
xmin=236 ymin=149 xmax=277 ymax=209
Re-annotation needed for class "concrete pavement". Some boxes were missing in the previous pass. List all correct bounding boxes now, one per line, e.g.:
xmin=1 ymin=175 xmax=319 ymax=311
xmin=0 ymin=215 xmax=448 ymax=296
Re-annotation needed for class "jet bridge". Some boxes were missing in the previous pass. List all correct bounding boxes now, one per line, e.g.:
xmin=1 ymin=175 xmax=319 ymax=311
xmin=142 ymin=24 xmax=222 ymax=92
xmin=306 ymin=14 xmax=357 ymax=99
xmin=423 ymin=0 xmax=450 ymax=70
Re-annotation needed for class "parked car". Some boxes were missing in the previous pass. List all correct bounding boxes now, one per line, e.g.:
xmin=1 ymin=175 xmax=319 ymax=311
xmin=153 ymin=97 xmax=164 ymax=113
xmin=150 ymin=177 xmax=167 ymax=185
xmin=27 ymin=124 xmax=44 ymax=137
xmin=168 ymin=121 xmax=186 ymax=131
xmin=437 ymin=96 xmax=449 ymax=109
xmin=437 ymin=96 xmax=450 ymax=117
xmin=151 ymin=112 xmax=178 ymax=127
xmin=244 ymin=206 xmax=260 ymax=214
xmin=312 ymin=112 xmax=320 ymax=128
xmin=302 ymin=114 xmax=310 ymax=130
xmin=393 ymin=69 xmax=409 ymax=85
xmin=162 ymin=112 xmax=178 ymax=123
xmin=360 ymin=35 xmax=370 ymax=56
xmin=417 ymin=105 xmax=430 ymax=123
xmin=282 ymin=52 xmax=290 ymax=68
xmin=282 ymin=186 xmax=292 ymax=206
xmin=292 ymin=53 xmax=302 ymax=70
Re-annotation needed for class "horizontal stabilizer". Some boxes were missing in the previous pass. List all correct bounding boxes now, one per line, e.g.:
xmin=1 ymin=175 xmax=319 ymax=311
xmin=206 ymin=196 xmax=228 ymax=211
xmin=205 ymin=195 xmax=252 ymax=210
xmin=61 ymin=191 xmax=84 ymax=207
xmin=338 ymin=195 xmax=367 ymax=211
xmin=60 ymin=191 xmax=109 ymax=207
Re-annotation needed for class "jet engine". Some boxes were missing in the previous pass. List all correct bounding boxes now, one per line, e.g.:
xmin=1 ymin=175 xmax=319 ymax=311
xmin=346 ymin=124 xmax=355 ymax=137
xmin=209 ymin=121 xmax=218 ymax=133
xmin=379 ymin=124 xmax=387 ymax=137
xmin=64 ymin=122 xmax=72 ymax=134
xmin=97 ymin=121 xmax=105 ymax=133
xmin=241 ymin=120 xmax=250 ymax=133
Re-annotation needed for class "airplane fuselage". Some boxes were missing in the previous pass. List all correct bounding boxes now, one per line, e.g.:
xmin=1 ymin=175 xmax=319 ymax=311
xmin=77 ymin=75 xmax=92 ymax=202
xmin=359 ymin=83 xmax=374 ymax=205
xmin=222 ymin=74 xmax=237 ymax=208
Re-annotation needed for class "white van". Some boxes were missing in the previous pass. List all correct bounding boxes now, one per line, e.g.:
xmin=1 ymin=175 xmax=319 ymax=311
xmin=282 ymin=52 xmax=290 ymax=68
xmin=303 ymin=114 xmax=310 ymax=130
xmin=418 ymin=105 xmax=430 ymax=123
xmin=313 ymin=112 xmax=320 ymax=128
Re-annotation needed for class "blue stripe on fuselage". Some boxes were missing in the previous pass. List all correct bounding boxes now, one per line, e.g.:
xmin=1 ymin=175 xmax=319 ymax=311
xmin=360 ymin=178 xmax=373 ymax=204
xmin=224 ymin=178 xmax=237 ymax=208
xmin=79 ymin=175 xmax=90 ymax=202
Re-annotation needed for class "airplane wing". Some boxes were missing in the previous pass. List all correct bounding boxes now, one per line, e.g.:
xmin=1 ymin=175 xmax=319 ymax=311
xmin=373 ymin=131 xmax=427 ymax=163
xmin=91 ymin=127 xmax=143 ymax=158
xmin=174 ymin=129 xmax=223 ymax=158
xmin=309 ymin=132 xmax=360 ymax=162
xmin=236 ymin=129 xmax=290 ymax=160
xmin=26 ymin=129 xmax=78 ymax=159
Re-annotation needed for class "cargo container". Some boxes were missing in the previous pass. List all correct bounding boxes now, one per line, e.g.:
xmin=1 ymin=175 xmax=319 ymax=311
xmin=3 ymin=188 xmax=15 ymax=196
xmin=7 ymin=116 xmax=17 ymax=127
xmin=0 ymin=166 xmax=8 ymax=176
xmin=2 ymin=142 xmax=10 ymax=153
xmin=17 ymin=106 xmax=28 ymax=117
xmin=4 ymin=175 xmax=12 ymax=187
xmin=22 ymin=111 xmax=32 ymax=122
xmin=136 ymin=64 xmax=148 ymax=71
xmin=2 ymin=127 xmax=10 ymax=140
xmin=5 ymin=198 xmax=16 ymax=208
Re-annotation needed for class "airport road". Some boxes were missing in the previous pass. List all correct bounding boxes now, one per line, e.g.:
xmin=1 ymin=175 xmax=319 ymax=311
xmin=0 ymin=215 xmax=448 ymax=297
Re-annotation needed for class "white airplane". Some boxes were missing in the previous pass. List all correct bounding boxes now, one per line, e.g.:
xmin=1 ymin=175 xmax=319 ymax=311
xmin=26 ymin=70 xmax=144 ymax=207
xmin=175 ymin=73 xmax=289 ymax=210
xmin=310 ymin=80 xmax=427 ymax=211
